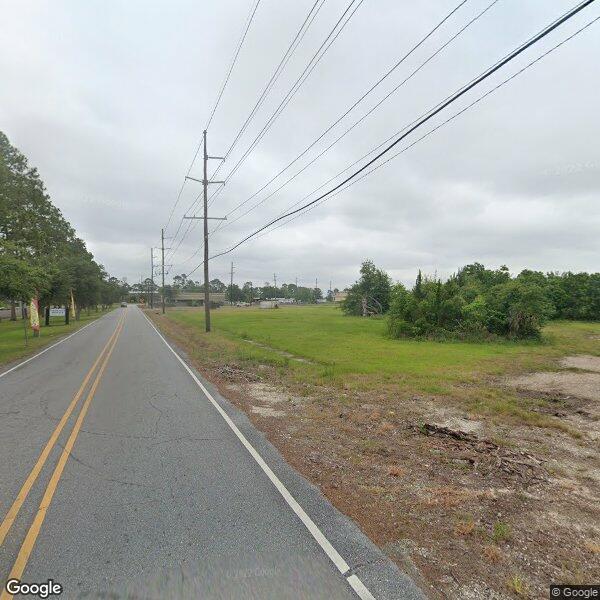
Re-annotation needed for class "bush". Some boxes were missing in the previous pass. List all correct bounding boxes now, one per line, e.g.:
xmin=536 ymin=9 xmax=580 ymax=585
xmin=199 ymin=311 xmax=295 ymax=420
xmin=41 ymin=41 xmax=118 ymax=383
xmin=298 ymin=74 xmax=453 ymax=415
xmin=346 ymin=259 xmax=599 ymax=342
xmin=387 ymin=264 xmax=556 ymax=340
xmin=485 ymin=281 xmax=553 ymax=338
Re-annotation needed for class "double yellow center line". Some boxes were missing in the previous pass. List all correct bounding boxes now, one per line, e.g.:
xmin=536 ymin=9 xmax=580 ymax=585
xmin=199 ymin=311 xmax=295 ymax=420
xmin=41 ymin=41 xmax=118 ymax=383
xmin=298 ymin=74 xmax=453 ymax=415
xmin=1 ymin=311 xmax=126 ymax=599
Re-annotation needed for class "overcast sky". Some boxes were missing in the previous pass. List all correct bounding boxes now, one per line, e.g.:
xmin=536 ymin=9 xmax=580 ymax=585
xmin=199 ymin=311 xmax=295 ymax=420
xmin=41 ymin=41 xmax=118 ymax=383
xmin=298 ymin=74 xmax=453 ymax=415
xmin=1 ymin=0 xmax=598 ymax=290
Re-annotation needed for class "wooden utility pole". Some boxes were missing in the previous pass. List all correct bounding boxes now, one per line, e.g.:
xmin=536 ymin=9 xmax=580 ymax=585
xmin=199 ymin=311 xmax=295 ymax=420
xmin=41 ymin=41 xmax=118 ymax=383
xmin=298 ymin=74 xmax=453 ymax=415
xmin=183 ymin=130 xmax=225 ymax=332
xmin=230 ymin=262 xmax=234 ymax=305
xmin=202 ymin=131 xmax=210 ymax=329
xmin=161 ymin=229 xmax=166 ymax=314
xmin=150 ymin=248 xmax=155 ymax=309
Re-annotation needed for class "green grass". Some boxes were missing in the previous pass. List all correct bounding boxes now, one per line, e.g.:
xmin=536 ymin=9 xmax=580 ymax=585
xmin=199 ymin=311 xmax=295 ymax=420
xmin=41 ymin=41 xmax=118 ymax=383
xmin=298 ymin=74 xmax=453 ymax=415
xmin=168 ymin=305 xmax=599 ymax=378
xmin=161 ymin=305 xmax=600 ymax=427
xmin=492 ymin=521 xmax=512 ymax=543
xmin=0 ymin=309 xmax=114 ymax=366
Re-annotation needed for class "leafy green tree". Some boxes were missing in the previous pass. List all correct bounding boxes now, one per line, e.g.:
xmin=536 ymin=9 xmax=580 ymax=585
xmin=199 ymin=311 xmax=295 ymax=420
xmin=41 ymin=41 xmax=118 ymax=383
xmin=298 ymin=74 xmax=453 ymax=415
xmin=210 ymin=278 xmax=226 ymax=293
xmin=0 ymin=251 xmax=49 ymax=305
xmin=162 ymin=284 xmax=178 ymax=304
xmin=342 ymin=260 xmax=391 ymax=316
xmin=261 ymin=283 xmax=277 ymax=298
xmin=1 ymin=131 xmax=122 ymax=324
xmin=295 ymin=287 xmax=315 ymax=303
xmin=225 ymin=283 xmax=245 ymax=303
xmin=172 ymin=274 xmax=187 ymax=289
xmin=242 ymin=281 xmax=254 ymax=302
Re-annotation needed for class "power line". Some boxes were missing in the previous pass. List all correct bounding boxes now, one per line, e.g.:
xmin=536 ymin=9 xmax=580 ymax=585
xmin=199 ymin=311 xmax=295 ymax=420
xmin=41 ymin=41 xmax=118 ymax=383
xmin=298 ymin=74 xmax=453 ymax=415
xmin=213 ymin=0 xmax=470 ymax=225
xmin=205 ymin=0 xmax=327 ymax=207
xmin=163 ymin=147 xmax=202 ymax=237
xmin=213 ymin=0 xmax=365 ymax=192
xmin=170 ymin=0 xmax=364 ymax=268
xmin=163 ymin=0 xmax=260 ymax=241
xmin=205 ymin=0 xmax=262 ymax=131
xmin=179 ymin=0 xmax=486 ymax=268
xmin=184 ymin=0 xmax=597 ymax=275
xmin=219 ymin=0 xmax=326 ymax=164
xmin=212 ymin=0 xmax=497 ymax=236
xmin=253 ymin=0 xmax=598 ymax=228
xmin=212 ymin=0 xmax=590 ymax=238
xmin=166 ymin=0 xmax=326 ymax=263
xmin=256 ymin=15 xmax=600 ymax=241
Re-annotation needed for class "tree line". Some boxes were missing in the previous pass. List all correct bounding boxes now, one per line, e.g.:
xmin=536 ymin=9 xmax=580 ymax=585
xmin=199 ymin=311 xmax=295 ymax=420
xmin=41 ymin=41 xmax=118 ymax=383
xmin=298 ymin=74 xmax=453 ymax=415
xmin=342 ymin=260 xmax=600 ymax=340
xmin=0 ymin=131 xmax=126 ymax=323
xmin=162 ymin=273 xmax=334 ymax=304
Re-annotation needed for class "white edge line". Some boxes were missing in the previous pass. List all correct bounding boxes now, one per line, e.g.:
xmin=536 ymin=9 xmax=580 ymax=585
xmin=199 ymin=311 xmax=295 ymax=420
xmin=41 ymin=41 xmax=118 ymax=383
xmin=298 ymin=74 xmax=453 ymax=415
xmin=141 ymin=309 xmax=376 ymax=600
xmin=0 ymin=314 xmax=106 ymax=380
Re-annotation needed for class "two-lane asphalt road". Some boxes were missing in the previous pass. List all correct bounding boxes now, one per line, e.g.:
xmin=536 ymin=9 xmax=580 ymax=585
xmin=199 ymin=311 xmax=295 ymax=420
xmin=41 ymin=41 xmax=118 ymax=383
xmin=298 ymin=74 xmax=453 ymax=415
xmin=0 ymin=306 xmax=422 ymax=599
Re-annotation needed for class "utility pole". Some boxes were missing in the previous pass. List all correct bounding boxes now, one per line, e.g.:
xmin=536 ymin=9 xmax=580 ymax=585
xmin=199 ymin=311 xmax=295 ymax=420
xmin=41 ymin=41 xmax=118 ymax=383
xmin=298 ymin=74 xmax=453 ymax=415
xmin=183 ymin=130 xmax=225 ymax=332
xmin=150 ymin=248 xmax=155 ymax=309
xmin=161 ymin=230 xmax=166 ymax=314
xmin=230 ymin=261 xmax=234 ymax=305
xmin=274 ymin=273 xmax=277 ymax=293
xmin=160 ymin=229 xmax=172 ymax=314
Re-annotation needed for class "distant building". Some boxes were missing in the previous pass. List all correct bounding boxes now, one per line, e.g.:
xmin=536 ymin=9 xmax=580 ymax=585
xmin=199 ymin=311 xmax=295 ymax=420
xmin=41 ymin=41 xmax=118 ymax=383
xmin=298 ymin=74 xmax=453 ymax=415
xmin=260 ymin=300 xmax=279 ymax=309
xmin=334 ymin=291 xmax=348 ymax=303
xmin=173 ymin=292 xmax=227 ymax=306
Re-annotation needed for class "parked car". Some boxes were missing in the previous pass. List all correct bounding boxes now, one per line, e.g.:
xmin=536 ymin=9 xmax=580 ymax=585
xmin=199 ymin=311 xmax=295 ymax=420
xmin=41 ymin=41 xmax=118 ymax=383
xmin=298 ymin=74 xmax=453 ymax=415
xmin=120 ymin=302 xmax=127 ymax=307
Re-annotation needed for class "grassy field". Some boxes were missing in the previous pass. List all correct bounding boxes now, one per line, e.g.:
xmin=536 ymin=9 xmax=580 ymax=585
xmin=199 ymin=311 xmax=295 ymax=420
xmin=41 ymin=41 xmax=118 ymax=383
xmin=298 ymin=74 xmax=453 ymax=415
xmin=0 ymin=309 xmax=114 ymax=366
xmin=163 ymin=304 xmax=600 ymax=425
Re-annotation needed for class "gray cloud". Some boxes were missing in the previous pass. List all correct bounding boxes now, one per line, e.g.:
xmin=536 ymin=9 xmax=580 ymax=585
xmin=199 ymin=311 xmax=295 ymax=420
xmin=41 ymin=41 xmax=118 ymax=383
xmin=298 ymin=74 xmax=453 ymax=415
xmin=1 ymin=0 xmax=598 ymax=289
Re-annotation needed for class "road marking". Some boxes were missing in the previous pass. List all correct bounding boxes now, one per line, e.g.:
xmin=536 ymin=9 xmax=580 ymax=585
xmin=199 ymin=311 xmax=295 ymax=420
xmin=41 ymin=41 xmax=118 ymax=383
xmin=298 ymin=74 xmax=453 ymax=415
xmin=0 ymin=312 xmax=112 ymax=380
xmin=0 ymin=311 xmax=125 ymax=546
xmin=0 ymin=316 xmax=125 ymax=600
xmin=141 ymin=310 xmax=376 ymax=600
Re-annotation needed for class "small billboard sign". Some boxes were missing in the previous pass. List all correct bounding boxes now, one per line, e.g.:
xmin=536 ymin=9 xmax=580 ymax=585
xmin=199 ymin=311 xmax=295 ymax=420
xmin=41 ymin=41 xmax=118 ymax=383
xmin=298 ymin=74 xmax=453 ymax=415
xmin=49 ymin=307 xmax=66 ymax=317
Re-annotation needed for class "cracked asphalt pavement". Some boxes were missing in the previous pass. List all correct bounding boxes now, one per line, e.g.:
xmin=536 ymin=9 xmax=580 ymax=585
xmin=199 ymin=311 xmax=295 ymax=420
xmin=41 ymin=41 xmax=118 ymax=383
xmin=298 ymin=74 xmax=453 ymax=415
xmin=0 ymin=306 xmax=422 ymax=599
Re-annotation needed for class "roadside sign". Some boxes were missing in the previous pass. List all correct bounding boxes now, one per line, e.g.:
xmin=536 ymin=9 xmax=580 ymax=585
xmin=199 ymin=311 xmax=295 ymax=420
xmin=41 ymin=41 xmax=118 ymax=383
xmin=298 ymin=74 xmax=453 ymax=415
xmin=50 ymin=308 xmax=66 ymax=317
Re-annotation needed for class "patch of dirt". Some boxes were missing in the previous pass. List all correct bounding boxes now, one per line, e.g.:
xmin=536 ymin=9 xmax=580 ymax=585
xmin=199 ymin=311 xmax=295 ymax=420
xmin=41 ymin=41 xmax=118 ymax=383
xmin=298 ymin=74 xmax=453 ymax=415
xmin=509 ymin=371 xmax=600 ymax=402
xmin=251 ymin=406 xmax=285 ymax=418
xmin=560 ymin=354 xmax=600 ymax=373
xmin=147 ymin=311 xmax=600 ymax=600
xmin=507 ymin=354 xmax=600 ymax=407
xmin=247 ymin=382 xmax=300 ymax=405
xmin=245 ymin=382 xmax=307 ymax=419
